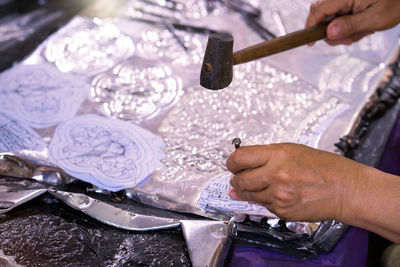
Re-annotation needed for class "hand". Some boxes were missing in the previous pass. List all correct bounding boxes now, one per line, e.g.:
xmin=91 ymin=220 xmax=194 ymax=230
xmin=226 ymin=143 xmax=364 ymax=222
xmin=306 ymin=0 xmax=400 ymax=45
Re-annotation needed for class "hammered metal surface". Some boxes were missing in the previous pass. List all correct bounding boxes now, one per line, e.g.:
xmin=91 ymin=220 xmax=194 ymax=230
xmin=44 ymin=17 xmax=134 ymax=75
xmin=0 ymin=0 xmax=399 ymax=240
xmin=91 ymin=58 xmax=183 ymax=121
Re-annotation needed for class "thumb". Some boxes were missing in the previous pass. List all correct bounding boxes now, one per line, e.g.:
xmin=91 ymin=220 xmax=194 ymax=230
xmin=327 ymin=12 xmax=373 ymax=41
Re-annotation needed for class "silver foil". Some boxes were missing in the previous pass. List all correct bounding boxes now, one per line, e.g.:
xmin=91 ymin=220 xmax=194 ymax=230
xmin=181 ymin=218 xmax=237 ymax=267
xmin=0 ymin=189 xmax=47 ymax=214
xmin=50 ymin=189 xmax=237 ymax=267
xmin=49 ymin=190 xmax=181 ymax=231
xmin=0 ymin=0 xmax=399 ymax=242
xmin=90 ymin=58 xmax=183 ymax=121
xmin=1 ymin=184 xmax=236 ymax=266
xmin=0 ymin=249 xmax=23 ymax=267
xmin=43 ymin=17 xmax=135 ymax=75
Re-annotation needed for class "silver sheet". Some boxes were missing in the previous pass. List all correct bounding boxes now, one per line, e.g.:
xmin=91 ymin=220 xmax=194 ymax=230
xmin=49 ymin=190 xmax=181 ymax=231
xmin=181 ymin=218 xmax=237 ymax=267
xmin=0 ymin=189 xmax=47 ymax=214
xmin=0 ymin=249 xmax=23 ymax=267
xmin=0 ymin=1 xmax=399 ymax=239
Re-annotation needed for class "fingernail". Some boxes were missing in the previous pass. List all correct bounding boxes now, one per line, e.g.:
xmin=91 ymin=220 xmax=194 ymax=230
xmin=229 ymin=189 xmax=238 ymax=200
xmin=328 ymin=24 xmax=341 ymax=39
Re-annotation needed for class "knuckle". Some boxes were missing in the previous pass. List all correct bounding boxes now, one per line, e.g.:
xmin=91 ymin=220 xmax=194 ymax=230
xmin=273 ymin=149 xmax=290 ymax=162
xmin=275 ymin=190 xmax=294 ymax=202
xmin=309 ymin=2 xmax=320 ymax=13
xmin=230 ymin=175 xmax=239 ymax=188
xmin=275 ymin=168 xmax=291 ymax=181
xmin=339 ymin=17 xmax=354 ymax=34
xmin=235 ymin=174 xmax=250 ymax=190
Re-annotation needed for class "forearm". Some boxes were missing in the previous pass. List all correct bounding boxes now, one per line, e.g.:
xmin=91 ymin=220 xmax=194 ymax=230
xmin=340 ymin=165 xmax=400 ymax=243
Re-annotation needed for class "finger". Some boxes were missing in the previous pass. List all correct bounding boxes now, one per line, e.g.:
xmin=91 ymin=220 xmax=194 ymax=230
xmin=325 ymin=31 xmax=373 ymax=45
xmin=230 ymin=166 xmax=271 ymax=192
xmin=305 ymin=0 xmax=353 ymax=28
xmin=325 ymin=37 xmax=353 ymax=46
xmin=230 ymin=188 xmax=272 ymax=204
xmin=348 ymin=31 xmax=374 ymax=42
xmin=226 ymin=145 xmax=271 ymax=174
xmin=326 ymin=11 xmax=376 ymax=41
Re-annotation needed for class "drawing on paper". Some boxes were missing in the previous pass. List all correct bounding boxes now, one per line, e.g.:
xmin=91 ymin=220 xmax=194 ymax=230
xmin=0 ymin=112 xmax=46 ymax=153
xmin=0 ymin=63 xmax=88 ymax=129
xmin=198 ymin=175 xmax=273 ymax=216
xmin=49 ymin=115 xmax=164 ymax=191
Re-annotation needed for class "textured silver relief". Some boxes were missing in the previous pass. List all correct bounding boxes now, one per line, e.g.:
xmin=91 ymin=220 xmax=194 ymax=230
xmin=122 ymin=0 xmax=211 ymax=21
xmin=319 ymin=55 xmax=384 ymax=93
xmin=44 ymin=17 xmax=134 ymax=75
xmin=91 ymin=58 xmax=183 ymax=121
xmin=295 ymin=97 xmax=350 ymax=148
xmin=136 ymin=28 xmax=207 ymax=67
xmin=147 ymin=60 xmax=353 ymax=221
xmin=259 ymin=0 xmax=310 ymax=33
xmin=158 ymin=60 xmax=323 ymax=181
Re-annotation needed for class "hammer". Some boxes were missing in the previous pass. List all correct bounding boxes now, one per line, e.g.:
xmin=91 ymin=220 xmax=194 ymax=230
xmin=200 ymin=22 xmax=329 ymax=90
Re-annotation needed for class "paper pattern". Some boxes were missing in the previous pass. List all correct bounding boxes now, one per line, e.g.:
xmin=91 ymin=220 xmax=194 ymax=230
xmin=0 ymin=63 xmax=88 ymax=129
xmin=0 ymin=111 xmax=47 ymax=153
xmin=49 ymin=114 xmax=164 ymax=191
xmin=198 ymin=175 xmax=274 ymax=217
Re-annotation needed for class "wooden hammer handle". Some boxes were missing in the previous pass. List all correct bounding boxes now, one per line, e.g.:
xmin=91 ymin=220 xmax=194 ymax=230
xmin=233 ymin=22 xmax=329 ymax=65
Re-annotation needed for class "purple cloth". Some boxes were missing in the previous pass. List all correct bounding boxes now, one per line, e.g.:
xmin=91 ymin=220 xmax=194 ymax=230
xmin=228 ymin=227 xmax=368 ymax=267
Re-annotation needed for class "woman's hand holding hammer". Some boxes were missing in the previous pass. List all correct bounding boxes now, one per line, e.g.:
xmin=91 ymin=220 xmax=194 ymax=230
xmin=306 ymin=0 xmax=400 ymax=46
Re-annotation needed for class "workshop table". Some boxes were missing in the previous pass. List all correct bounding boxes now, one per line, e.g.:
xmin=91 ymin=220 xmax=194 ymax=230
xmin=1 ymin=0 xmax=400 ymax=266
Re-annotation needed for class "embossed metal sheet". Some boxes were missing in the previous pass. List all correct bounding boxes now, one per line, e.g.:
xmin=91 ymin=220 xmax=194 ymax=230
xmin=0 ymin=0 xmax=399 ymax=240
xmin=44 ymin=17 xmax=135 ymax=75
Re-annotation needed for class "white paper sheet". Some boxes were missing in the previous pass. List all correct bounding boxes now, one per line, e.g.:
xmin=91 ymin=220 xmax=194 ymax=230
xmin=49 ymin=114 xmax=164 ymax=190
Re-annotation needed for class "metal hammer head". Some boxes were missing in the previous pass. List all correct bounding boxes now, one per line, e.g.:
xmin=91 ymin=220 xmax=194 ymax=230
xmin=200 ymin=32 xmax=234 ymax=90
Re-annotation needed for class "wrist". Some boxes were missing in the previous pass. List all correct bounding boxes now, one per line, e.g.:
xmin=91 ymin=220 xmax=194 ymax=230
xmin=336 ymin=163 xmax=375 ymax=224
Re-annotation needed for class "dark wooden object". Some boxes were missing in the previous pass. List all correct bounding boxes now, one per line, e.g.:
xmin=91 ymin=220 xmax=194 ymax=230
xmin=233 ymin=22 xmax=328 ymax=65
xmin=200 ymin=22 xmax=329 ymax=90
